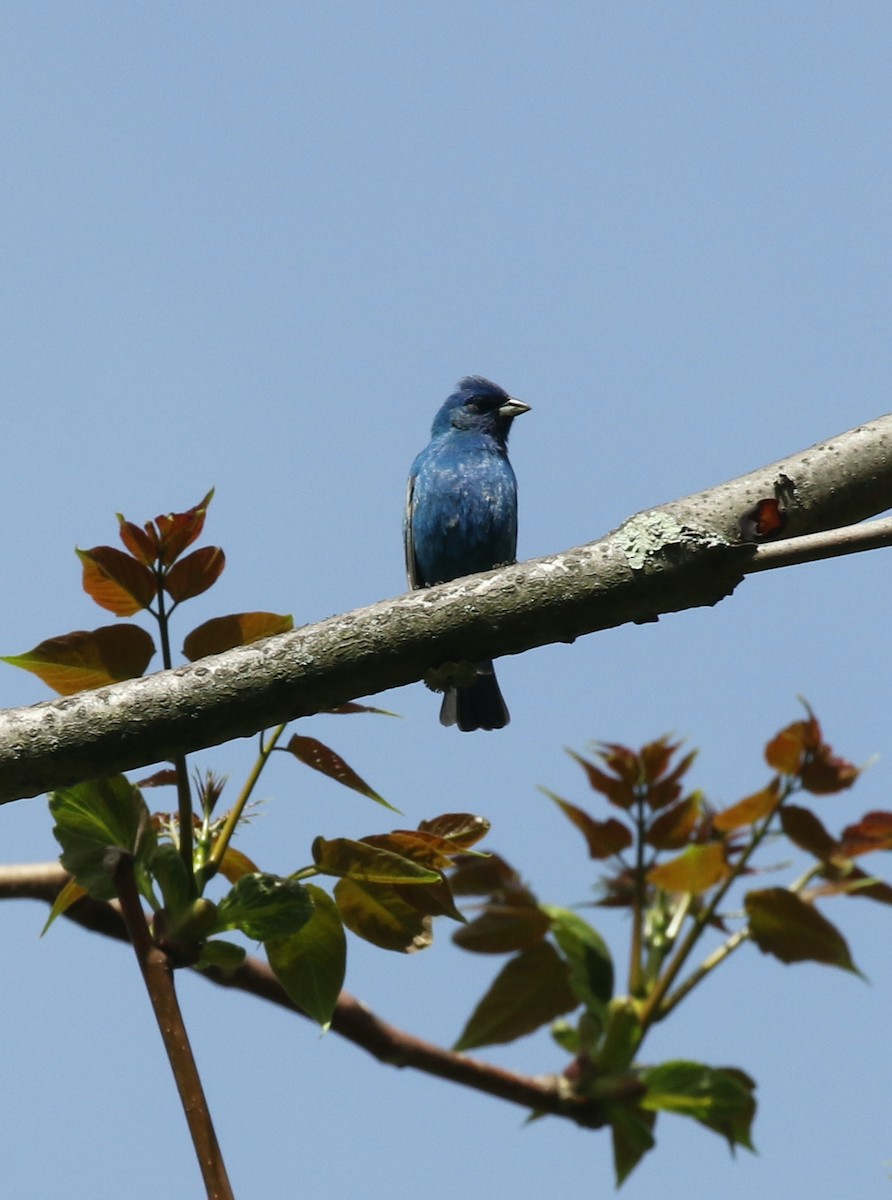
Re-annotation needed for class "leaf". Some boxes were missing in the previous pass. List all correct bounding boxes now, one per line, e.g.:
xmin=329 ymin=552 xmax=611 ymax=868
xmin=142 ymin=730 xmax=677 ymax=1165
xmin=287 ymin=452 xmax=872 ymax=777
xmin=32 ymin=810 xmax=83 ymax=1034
xmin=286 ymin=735 xmax=397 ymax=811
xmin=117 ymin=516 xmax=160 ymax=565
xmin=151 ymin=842 xmax=193 ymax=916
xmin=49 ymin=776 xmax=156 ymax=901
xmin=765 ymin=716 xmax=822 ymax=775
xmin=266 ymin=884 xmax=346 ymax=1028
xmin=163 ymin=546 xmax=225 ymax=602
xmin=417 ymin=812 xmax=491 ymax=851
xmin=640 ymin=1061 xmax=756 ymax=1152
xmin=646 ymin=793 xmax=702 ymax=849
xmin=713 ymin=780 xmax=780 ymax=833
xmin=154 ymin=488 xmax=215 ymax=566
xmin=568 ymin=748 xmax=636 ymax=809
xmin=453 ymin=940 xmax=578 ymax=1051
xmin=334 ymin=876 xmax=432 ymax=952
xmin=647 ymin=843 xmax=729 ymax=895
xmin=608 ymin=1103 xmax=657 ymax=1187
xmin=453 ymin=901 xmax=550 ymax=953
xmin=312 ymin=836 xmax=440 ymax=884
xmin=801 ymin=744 xmax=859 ymax=795
xmin=448 ymin=852 xmax=528 ymax=898
xmin=217 ymin=846 xmax=261 ymax=883
xmin=840 ymin=811 xmax=892 ymax=856
xmin=41 ymin=876 xmax=87 ymax=935
xmin=780 ymin=805 xmax=839 ymax=860
xmin=543 ymin=906 xmax=614 ymax=1016
xmin=182 ymin=611 xmax=294 ymax=661
xmin=324 ymin=701 xmax=400 ymax=716
xmin=214 ymin=873 xmax=314 ymax=942
xmin=2 ymin=625 xmax=155 ymax=696
xmin=76 ymin=546 xmax=157 ymax=616
xmin=541 ymin=788 xmax=632 ymax=858
xmin=745 ymin=887 xmax=862 ymax=974
xmin=197 ymin=939 xmax=247 ymax=972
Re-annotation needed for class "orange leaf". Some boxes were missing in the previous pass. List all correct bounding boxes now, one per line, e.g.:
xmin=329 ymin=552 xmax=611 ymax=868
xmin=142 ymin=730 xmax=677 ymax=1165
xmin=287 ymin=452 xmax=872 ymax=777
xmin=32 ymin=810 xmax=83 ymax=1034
xmin=182 ymin=611 xmax=293 ymax=661
xmin=713 ymin=780 xmax=781 ymax=833
xmin=2 ymin=625 xmax=155 ymax=696
xmin=164 ymin=546 xmax=225 ymax=602
xmin=218 ymin=846 xmax=261 ymax=883
xmin=765 ymin=717 xmax=821 ymax=775
xmin=77 ymin=546 xmax=156 ymax=616
xmin=647 ymin=843 xmax=729 ymax=895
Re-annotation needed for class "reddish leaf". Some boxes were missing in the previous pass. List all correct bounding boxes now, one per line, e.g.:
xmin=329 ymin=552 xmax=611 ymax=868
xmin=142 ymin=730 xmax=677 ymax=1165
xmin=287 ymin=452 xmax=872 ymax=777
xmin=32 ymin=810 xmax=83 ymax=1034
xmin=154 ymin=488 xmax=215 ymax=566
xmin=646 ymin=793 xmax=701 ymax=849
xmin=448 ymin=853 xmax=528 ymax=898
xmin=639 ymin=737 xmax=680 ymax=784
xmin=780 ymin=805 xmax=839 ymax=861
xmin=568 ymin=749 xmax=636 ymax=809
xmin=801 ymin=745 xmax=859 ymax=795
xmin=745 ymin=887 xmax=861 ymax=973
xmin=417 ymin=813 xmax=491 ymax=851
xmin=765 ymin=717 xmax=821 ymax=775
xmin=136 ymin=769 xmax=179 ymax=788
xmin=453 ymin=901 xmax=551 ymax=953
xmin=646 ymin=750 xmax=698 ymax=811
xmin=840 ymin=811 xmax=892 ymax=857
xmin=286 ymin=735 xmax=395 ymax=810
xmin=2 ymin=625 xmax=155 ymax=695
xmin=182 ymin=611 xmax=293 ymax=661
xmin=334 ymin=877 xmax=432 ymax=952
xmin=117 ymin=516 xmax=159 ymax=565
xmin=713 ymin=781 xmax=781 ymax=833
xmin=543 ymin=788 xmax=632 ymax=858
xmin=360 ymin=831 xmax=454 ymax=871
xmin=164 ymin=546 xmax=225 ymax=602
xmin=647 ymin=843 xmax=729 ymax=895
xmin=77 ymin=546 xmax=156 ymax=616
xmin=453 ymin=941 xmax=578 ymax=1051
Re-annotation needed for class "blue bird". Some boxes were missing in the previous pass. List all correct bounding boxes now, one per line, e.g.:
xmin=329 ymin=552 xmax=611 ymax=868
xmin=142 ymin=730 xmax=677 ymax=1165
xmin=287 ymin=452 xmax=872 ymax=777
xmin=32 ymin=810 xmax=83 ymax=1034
xmin=405 ymin=376 xmax=530 ymax=731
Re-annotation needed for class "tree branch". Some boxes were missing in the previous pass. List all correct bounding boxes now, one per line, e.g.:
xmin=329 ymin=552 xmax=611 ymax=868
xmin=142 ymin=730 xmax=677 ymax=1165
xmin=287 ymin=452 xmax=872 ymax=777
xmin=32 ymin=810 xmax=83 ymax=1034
xmin=0 ymin=414 xmax=890 ymax=804
xmin=4 ymin=863 xmax=606 ymax=1129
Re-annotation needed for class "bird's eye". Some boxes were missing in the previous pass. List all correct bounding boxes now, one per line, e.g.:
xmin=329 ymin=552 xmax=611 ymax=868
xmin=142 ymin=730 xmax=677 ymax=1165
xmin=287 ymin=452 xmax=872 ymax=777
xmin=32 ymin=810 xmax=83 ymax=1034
xmin=464 ymin=395 xmax=500 ymax=414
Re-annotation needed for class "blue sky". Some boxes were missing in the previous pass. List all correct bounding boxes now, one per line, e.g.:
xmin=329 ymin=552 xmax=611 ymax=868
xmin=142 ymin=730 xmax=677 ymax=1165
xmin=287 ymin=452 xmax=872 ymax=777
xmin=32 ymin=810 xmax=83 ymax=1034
xmin=2 ymin=4 xmax=892 ymax=1198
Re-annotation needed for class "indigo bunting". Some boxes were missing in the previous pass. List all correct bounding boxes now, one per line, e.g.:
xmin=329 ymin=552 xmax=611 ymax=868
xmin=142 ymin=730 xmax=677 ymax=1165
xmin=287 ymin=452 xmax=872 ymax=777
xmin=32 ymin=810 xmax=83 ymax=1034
xmin=405 ymin=376 xmax=530 ymax=731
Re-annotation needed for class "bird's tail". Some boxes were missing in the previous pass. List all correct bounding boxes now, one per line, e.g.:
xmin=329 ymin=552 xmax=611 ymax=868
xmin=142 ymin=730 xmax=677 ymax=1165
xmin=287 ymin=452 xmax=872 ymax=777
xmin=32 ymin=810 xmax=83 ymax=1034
xmin=440 ymin=661 xmax=509 ymax=732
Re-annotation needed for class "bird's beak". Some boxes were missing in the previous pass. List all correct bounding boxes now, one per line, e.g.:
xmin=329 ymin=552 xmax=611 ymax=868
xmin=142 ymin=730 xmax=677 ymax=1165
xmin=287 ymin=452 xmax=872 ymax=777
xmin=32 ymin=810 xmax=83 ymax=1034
xmin=499 ymin=397 xmax=531 ymax=420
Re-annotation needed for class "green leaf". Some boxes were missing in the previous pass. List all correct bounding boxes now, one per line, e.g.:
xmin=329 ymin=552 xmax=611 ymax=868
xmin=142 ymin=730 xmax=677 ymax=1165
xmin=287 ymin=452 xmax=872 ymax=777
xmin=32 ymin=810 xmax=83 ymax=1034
xmin=151 ymin=842 xmax=193 ymax=916
xmin=453 ymin=941 xmax=578 ymax=1051
xmin=41 ymin=876 xmax=87 ymax=935
xmin=607 ymin=1102 xmax=657 ymax=1187
xmin=640 ymin=1060 xmax=756 ymax=1152
xmin=312 ymin=836 xmax=440 ymax=884
xmin=266 ymin=885 xmax=347 ymax=1028
xmin=543 ymin=906 xmax=614 ymax=1018
xmin=334 ymin=877 xmax=432 ymax=952
xmin=197 ymin=939 xmax=247 ymax=972
xmin=745 ymin=887 xmax=862 ymax=974
xmin=215 ymin=873 xmax=314 ymax=942
xmin=49 ymin=776 xmax=156 ymax=901
xmin=287 ymin=735 xmax=398 ymax=811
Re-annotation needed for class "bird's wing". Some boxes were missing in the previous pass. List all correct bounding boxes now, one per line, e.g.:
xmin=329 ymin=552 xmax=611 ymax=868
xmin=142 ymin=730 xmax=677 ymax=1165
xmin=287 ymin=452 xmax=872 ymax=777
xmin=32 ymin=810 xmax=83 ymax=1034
xmin=404 ymin=472 xmax=423 ymax=588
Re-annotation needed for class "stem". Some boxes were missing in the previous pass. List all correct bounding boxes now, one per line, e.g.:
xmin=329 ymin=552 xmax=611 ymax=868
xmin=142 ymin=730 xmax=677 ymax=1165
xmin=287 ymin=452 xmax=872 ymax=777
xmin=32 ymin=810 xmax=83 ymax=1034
xmin=154 ymin=570 xmax=195 ymax=891
xmin=627 ymin=796 xmax=647 ymax=996
xmin=637 ymin=786 xmax=787 ymax=1036
xmin=104 ymin=847 xmax=233 ymax=1200
xmin=204 ymin=724 xmax=287 ymax=877
xmin=660 ymin=927 xmax=751 ymax=1017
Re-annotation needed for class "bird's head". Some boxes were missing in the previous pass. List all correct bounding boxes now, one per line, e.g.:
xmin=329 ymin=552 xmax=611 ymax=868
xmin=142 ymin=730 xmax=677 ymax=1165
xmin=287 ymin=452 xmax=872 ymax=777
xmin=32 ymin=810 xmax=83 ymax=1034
xmin=431 ymin=376 xmax=531 ymax=440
